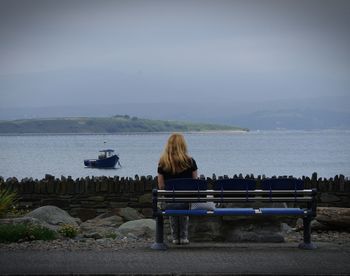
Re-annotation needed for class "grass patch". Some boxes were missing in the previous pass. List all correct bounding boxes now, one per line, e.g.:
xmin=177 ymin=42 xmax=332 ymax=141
xmin=58 ymin=224 xmax=79 ymax=238
xmin=105 ymin=232 xmax=118 ymax=239
xmin=0 ymin=188 xmax=17 ymax=218
xmin=0 ymin=223 xmax=57 ymax=243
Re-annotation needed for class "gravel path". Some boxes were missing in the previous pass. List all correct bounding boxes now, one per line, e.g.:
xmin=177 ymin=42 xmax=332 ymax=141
xmin=1 ymin=230 xmax=350 ymax=251
xmin=0 ymin=237 xmax=153 ymax=251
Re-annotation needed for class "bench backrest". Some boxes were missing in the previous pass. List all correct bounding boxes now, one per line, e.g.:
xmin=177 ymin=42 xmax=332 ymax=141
xmin=213 ymin=178 xmax=256 ymax=190
xmin=156 ymin=178 xmax=314 ymax=203
xmin=165 ymin=178 xmax=207 ymax=190
xmin=261 ymin=178 xmax=304 ymax=190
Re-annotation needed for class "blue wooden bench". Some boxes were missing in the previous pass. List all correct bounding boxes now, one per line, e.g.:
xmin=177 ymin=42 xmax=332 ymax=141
xmin=151 ymin=178 xmax=317 ymax=250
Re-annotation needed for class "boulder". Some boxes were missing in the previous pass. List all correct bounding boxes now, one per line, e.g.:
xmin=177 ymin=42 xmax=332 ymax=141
xmin=83 ymin=232 xmax=104 ymax=239
xmin=311 ymin=220 xmax=329 ymax=231
xmin=0 ymin=217 xmax=51 ymax=229
xmin=24 ymin=205 xmax=79 ymax=230
xmin=141 ymin=208 xmax=153 ymax=218
xmin=280 ymin=222 xmax=294 ymax=234
xmin=316 ymin=207 xmax=350 ymax=229
xmin=166 ymin=216 xmax=286 ymax=242
xmin=113 ymin=207 xmax=144 ymax=221
xmin=189 ymin=217 xmax=222 ymax=241
xmin=80 ymin=213 xmax=124 ymax=238
xmin=117 ymin=219 xmax=155 ymax=238
xmin=296 ymin=217 xmax=329 ymax=231
xmin=223 ymin=220 xmax=284 ymax=242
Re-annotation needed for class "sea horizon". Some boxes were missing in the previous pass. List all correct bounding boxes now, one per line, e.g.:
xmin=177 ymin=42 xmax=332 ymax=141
xmin=1 ymin=130 xmax=349 ymax=180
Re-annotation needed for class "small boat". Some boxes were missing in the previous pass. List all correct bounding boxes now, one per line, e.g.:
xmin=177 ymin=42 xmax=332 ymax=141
xmin=84 ymin=149 xmax=120 ymax=168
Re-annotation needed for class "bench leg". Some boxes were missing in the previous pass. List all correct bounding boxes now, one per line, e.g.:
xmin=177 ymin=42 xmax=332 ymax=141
xmin=176 ymin=216 xmax=181 ymax=244
xmin=151 ymin=216 xmax=168 ymax=250
xmin=298 ymin=216 xmax=317 ymax=250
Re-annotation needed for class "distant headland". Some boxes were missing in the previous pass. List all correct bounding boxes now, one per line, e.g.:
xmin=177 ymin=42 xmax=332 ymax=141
xmin=0 ymin=115 xmax=248 ymax=134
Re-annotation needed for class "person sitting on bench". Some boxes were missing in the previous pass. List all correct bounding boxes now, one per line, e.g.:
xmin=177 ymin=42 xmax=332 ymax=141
xmin=157 ymin=133 xmax=198 ymax=244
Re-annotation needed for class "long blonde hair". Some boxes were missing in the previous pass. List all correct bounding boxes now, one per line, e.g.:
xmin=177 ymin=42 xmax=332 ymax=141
xmin=159 ymin=133 xmax=192 ymax=174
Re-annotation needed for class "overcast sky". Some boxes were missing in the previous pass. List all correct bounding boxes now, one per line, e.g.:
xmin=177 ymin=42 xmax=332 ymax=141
xmin=0 ymin=0 xmax=349 ymax=109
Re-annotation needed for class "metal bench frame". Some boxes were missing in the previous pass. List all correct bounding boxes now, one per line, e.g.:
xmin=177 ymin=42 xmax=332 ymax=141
xmin=151 ymin=178 xmax=317 ymax=250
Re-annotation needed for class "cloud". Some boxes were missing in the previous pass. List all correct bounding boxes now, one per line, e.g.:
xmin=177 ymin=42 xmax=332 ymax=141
xmin=0 ymin=0 xmax=349 ymax=108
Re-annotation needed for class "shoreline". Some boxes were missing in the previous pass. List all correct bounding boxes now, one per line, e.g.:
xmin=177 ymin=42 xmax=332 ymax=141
xmin=2 ymin=129 xmax=350 ymax=136
xmin=0 ymin=130 xmax=248 ymax=136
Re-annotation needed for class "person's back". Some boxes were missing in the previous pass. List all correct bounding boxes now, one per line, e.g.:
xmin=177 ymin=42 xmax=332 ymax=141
xmin=157 ymin=133 xmax=198 ymax=244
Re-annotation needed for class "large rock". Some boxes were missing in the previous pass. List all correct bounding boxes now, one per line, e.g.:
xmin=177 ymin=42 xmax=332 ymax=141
xmin=0 ymin=217 xmax=52 ymax=229
xmin=117 ymin=219 xmax=155 ymax=238
xmin=24 ymin=205 xmax=79 ymax=230
xmin=223 ymin=220 xmax=284 ymax=242
xmin=113 ymin=207 xmax=144 ymax=221
xmin=316 ymin=207 xmax=350 ymax=229
xmin=189 ymin=217 xmax=222 ymax=241
xmin=141 ymin=208 xmax=153 ymax=218
xmin=80 ymin=213 xmax=124 ymax=238
xmin=168 ymin=216 xmax=286 ymax=243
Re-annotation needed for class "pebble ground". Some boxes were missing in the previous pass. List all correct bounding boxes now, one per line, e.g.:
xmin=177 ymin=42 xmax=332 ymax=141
xmin=1 ymin=230 xmax=350 ymax=251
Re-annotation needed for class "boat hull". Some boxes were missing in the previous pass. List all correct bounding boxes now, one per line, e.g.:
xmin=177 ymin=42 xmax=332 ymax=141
xmin=84 ymin=155 xmax=119 ymax=168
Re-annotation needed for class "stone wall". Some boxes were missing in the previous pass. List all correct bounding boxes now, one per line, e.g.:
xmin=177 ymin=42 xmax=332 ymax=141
xmin=0 ymin=175 xmax=156 ymax=221
xmin=0 ymin=173 xmax=349 ymax=221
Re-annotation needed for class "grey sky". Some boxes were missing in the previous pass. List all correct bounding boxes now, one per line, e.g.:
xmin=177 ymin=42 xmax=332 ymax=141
xmin=0 ymin=0 xmax=349 ymax=108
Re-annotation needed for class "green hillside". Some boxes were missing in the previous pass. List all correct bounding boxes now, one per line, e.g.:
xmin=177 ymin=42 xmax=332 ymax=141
xmin=0 ymin=115 xmax=248 ymax=134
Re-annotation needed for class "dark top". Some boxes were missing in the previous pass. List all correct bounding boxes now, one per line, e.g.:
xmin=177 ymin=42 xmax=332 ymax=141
xmin=158 ymin=158 xmax=198 ymax=181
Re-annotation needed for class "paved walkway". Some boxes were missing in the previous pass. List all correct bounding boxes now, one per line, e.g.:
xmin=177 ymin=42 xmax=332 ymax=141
xmin=1 ymin=242 xmax=350 ymax=275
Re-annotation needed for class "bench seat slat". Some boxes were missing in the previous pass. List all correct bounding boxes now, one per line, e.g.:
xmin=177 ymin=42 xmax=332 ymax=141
xmin=213 ymin=208 xmax=256 ymax=215
xmin=163 ymin=210 xmax=208 ymax=216
xmin=158 ymin=190 xmax=313 ymax=195
xmin=259 ymin=208 xmax=306 ymax=215
xmin=158 ymin=197 xmax=312 ymax=202
xmin=163 ymin=208 xmax=307 ymax=216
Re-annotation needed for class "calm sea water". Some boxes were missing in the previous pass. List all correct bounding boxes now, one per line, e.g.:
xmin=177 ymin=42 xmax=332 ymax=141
xmin=0 ymin=130 xmax=349 ymax=180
